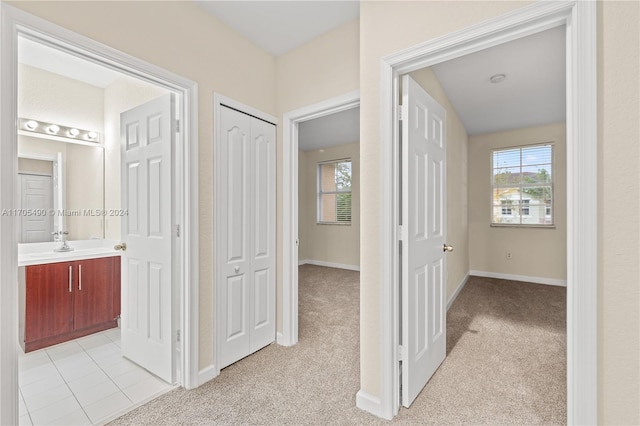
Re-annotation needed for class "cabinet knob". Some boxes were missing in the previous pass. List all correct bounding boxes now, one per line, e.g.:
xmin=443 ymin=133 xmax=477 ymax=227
xmin=114 ymin=242 xmax=127 ymax=251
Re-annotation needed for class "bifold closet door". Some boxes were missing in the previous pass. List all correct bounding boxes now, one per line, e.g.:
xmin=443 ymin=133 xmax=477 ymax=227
xmin=219 ymin=106 xmax=276 ymax=369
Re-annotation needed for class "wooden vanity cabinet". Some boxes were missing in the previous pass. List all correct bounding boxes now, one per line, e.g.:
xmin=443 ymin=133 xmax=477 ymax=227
xmin=21 ymin=256 xmax=121 ymax=352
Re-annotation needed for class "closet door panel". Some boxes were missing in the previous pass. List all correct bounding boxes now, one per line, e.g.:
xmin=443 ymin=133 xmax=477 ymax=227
xmin=249 ymin=117 xmax=276 ymax=353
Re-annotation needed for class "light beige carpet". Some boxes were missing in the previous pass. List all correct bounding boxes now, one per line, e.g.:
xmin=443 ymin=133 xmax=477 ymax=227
xmin=110 ymin=268 xmax=565 ymax=425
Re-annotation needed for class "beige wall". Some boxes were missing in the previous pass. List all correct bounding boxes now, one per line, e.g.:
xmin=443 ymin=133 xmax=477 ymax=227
xmin=103 ymin=76 xmax=169 ymax=240
xmin=597 ymin=2 xmax=640 ymax=423
xmin=17 ymin=63 xmax=104 ymax=131
xmin=361 ymin=1 xmax=639 ymax=423
xmin=299 ymin=143 xmax=360 ymax=268
xmin=409 ymin=68 xmax=469 ymax=301
xmin=468 ymin=123 xmax=566 ymax=281
xmin=275 ymin=19 xmax=360 ymax=330
xmin=9 ymin=0 xmax=277 ymax=371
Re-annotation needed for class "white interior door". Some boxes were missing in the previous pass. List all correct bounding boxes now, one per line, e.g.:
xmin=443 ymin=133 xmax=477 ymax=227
xmin=401 ymin=75 xmax=448 ymax=407
xmin=18 ymin=174 xmax=53 ymax=243
xmin=218 ymin=105 xmax=276 ymax=370
xmin=120 ymin=93 xmax=175 ymax=383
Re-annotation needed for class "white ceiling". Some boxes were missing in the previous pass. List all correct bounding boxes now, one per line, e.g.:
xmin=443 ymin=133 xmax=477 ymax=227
xmin=194 ymin=1 xmax=359 ymax=56
xmin=431 ymin=26 xmax=566 ymax=136
xmin=299 ymin=107 xmax=359 ymax=151
xmin=19 ymin=37 xmax=121 ymax=88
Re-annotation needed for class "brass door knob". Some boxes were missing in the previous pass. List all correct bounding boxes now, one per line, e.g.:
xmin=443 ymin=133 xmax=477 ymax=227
xmin=443 ymin=244 xmax=454 ymax=252
xmin=114 ymin=242 xmax=127 ymax=251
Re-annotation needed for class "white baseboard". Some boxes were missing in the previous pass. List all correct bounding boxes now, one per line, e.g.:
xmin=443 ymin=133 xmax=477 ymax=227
xmin=447 ymin=273 xmax=469 ymax=311
xmin=356 ymin=390 xmax=382 ymax=418
xmin=198 ymin=365 xmax=217 ymax=386
xmin=469 ymin=270 xmax=567 ymax=287
xmin=298 ymin=259 xmax=360 ymax=271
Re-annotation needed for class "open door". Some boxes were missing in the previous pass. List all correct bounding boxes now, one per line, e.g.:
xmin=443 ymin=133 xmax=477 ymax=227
xmin=119 ymin=93 xmax=175 ymax=383
xmin=401 ymin=75 xmax=449 ymax=407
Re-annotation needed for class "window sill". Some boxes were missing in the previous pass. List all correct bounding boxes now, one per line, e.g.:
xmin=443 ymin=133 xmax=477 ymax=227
xmin=490 ymin=223 xmax=556 ymax=229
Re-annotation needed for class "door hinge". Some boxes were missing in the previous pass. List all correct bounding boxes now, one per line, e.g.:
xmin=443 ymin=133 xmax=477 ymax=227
xmin=397 ymin=225 xmax=406 ymax=241
xmin=295 ymin=238 xmax=300 ymax=246
xmin=177 ymin=329 xmax=181 ymax=342
xmin=398 ymin=104 xmax=404 ymax=121
xmin=176 ymin=224 xmax=180 ymax=237
xmin=176 ymin=119 xmax=181 ymax=132
xmin=398 ymin=345 xmax=406 ymax=362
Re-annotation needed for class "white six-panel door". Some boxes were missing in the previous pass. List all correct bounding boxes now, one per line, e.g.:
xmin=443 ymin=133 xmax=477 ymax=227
xmin=120 ymin=93 xmax=174 ymax=383
xmin=218 ymin=105 xmax=276 ymax=370
xmin=18 ymin=174 xmax=53 ymax=243
xmin=401 ymin=75 xmax=447 ymax=407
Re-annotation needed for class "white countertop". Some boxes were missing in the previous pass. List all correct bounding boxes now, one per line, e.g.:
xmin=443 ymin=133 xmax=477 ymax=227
xmin=18 ymin=240 xmax=121 ymax=267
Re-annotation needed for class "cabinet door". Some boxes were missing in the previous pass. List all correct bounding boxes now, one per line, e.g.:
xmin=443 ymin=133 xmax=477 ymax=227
xmin=25 ymin=262 xmax=73 ymax=342
xmin=73 ymin=257 xmax=114 ymax=330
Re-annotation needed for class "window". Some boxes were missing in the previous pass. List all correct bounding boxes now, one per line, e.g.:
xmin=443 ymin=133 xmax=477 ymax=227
xmin=318 ymin=159 xmax=352 ymax=224
xmin=492 ymin=144 xmax=553 ymax=226
xmin=501 ymin=199 xmax=512 ymax=216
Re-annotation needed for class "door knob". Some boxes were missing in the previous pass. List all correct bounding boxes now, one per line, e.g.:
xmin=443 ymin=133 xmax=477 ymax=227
xmin=234 ymin=266 xmax=240 ymax=273
xmin=443 ymin=244 xmax=454 ymax=252
xmin=114 ymin=242 xmax=127 ymax=251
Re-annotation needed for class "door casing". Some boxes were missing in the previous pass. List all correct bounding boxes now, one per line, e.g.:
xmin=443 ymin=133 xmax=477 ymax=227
xmin=0 ymin=5 xmax=200 ymax=424
xmin=369 ymin=1 xmax=597 ymax=423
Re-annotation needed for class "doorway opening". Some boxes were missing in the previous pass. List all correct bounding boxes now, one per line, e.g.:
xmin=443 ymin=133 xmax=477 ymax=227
xmin=373 ymin=1 xmax=597 ymax=423
xmin=1 ymin=5 xmax=199 ymax=425
xmin=281 ymin=91 xmax=360 ymax=346
xmin=392 ymin=24 xmax=567 ymax=420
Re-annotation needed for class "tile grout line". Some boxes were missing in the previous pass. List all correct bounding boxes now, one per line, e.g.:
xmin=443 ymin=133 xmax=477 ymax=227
xmin=18 ymin=386 xmax=34 ymax=426
xmin=44 ymin=344 xmax=93 ymax=426
xmin=79 ymin=331 xmax=135 ymax=425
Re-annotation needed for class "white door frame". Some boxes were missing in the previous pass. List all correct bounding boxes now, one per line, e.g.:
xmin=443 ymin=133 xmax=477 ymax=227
xmin=213 ymin=93 xmax=278 ymax=375
xmin=374 ymin=1 xmax=597 ymax=423
xmin=0 ymin=5 xmax=200 ymax=424
xmin=280 ymin=91 xmax=359 ymax=346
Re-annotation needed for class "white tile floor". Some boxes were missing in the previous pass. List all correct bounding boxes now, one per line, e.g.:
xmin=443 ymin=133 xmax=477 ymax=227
xmin=19 ymin=328 xmax=173 ymax=426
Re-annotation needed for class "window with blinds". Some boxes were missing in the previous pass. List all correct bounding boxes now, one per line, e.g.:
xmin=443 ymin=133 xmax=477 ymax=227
xmin=491 ymin=144 xmax=554 ymax=226
xmin=317 ymin=159 xmax=352 ymax=225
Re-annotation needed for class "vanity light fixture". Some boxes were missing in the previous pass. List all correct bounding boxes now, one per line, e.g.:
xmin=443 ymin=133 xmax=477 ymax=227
xmin=18 ymin=118 xmax=101 ymax=144
xmin=489 ymin=73 xmax=506 ymax=84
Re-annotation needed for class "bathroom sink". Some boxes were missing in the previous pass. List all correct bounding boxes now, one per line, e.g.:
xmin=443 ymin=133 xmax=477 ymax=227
xmin=26 ymin=247 xmax=115 ymax=259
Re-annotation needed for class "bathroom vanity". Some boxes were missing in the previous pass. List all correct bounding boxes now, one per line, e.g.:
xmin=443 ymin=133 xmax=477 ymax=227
xmin=18 ymin=241 xmax=121 ymax=352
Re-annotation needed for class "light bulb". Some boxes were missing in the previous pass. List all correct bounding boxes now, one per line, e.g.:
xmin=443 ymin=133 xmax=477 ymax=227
xmin=68 ymin=128 xmax=80 ymax=137
xmin=25 ymin=120 xmax=38 ymax=131
xmin=87 ymin=131 xmax=97 ymax=140
xmin=47 ymin=124 xmax=60 ymax=134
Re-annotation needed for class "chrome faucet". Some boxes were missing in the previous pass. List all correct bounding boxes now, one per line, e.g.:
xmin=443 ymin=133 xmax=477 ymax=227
xmin=52 ymin=231 xmax=74 ymax=252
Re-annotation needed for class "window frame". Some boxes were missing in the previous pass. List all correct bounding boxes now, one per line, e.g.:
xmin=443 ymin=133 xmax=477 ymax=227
xmin=490 ymin=142 xmax=555 ymax=228
xmin=317 ymin=158 xmax=352 ymax=225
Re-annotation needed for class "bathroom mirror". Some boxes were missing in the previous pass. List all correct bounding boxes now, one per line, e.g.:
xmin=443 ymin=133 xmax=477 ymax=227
xmin=17 ymin=136 xmax=105 ymax=243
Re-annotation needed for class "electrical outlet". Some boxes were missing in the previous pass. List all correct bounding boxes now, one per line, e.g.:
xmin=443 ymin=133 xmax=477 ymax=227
xmin=506 ymin=251 xmax=513 ymax=260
